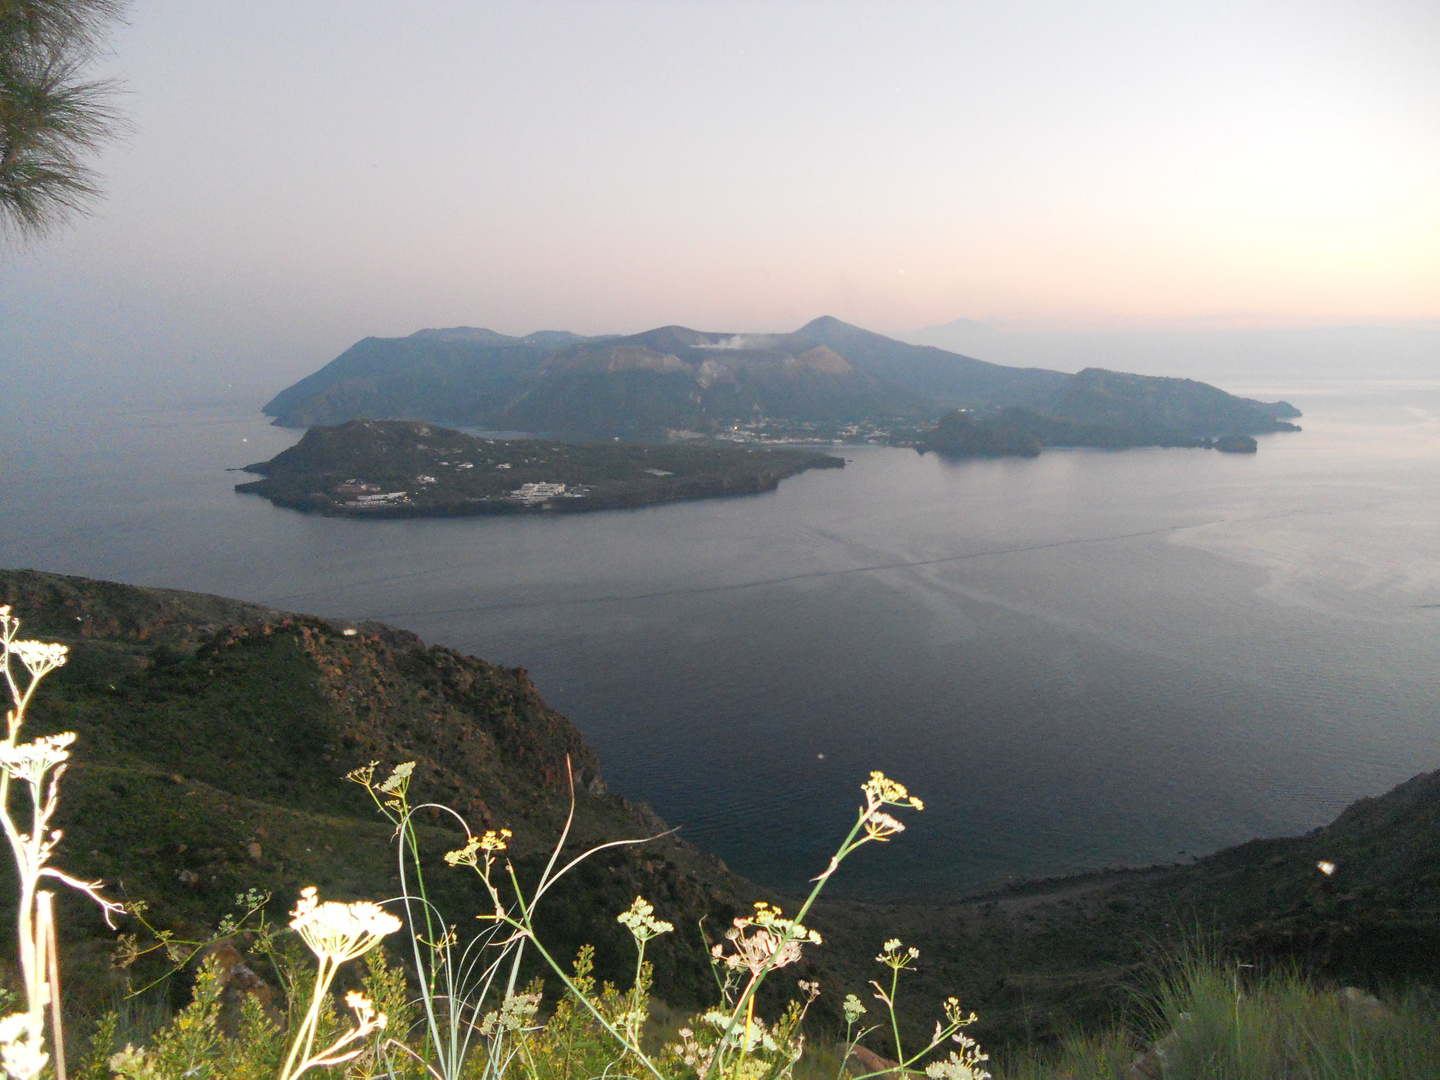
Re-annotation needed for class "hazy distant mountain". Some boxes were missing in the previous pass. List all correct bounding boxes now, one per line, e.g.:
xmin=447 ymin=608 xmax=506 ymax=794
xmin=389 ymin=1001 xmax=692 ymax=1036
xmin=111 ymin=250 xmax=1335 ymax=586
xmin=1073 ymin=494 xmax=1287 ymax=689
xmin=265 ymin=319 xmax=929 ymax=435
xmin=1044 ymin=368 xmax=1301 ymax=434
xmin=499 ymin=323 xmax=922 ymax=437
xmin=409 ymin=327 xmax=606 ymax=349
xmin=262 ymin=331 xmax=561 ymax=428
xmin=264 ymin=317 xmax=1300 ymax=439
xmin=790 ymin=315 xmax=1069 ymax=406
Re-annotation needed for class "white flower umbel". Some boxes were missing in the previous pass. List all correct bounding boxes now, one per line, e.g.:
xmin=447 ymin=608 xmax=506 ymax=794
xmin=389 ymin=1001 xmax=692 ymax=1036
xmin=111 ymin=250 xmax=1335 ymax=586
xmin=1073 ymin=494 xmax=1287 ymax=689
xmin=714 ymin=902 xmax=821 ymax=978
xmin=477 ymin=991 xmax=541 ymax=1037
xmin=924 ymin=1023 xmax=991 ymax=1080
xmin=278 ymin=887 xmax=401 ymax=1080
xmin=289 ymin=886 xmax=403 ymax=964
xmin=861 ymin=941 xmax=987 ymax=1080
xmin=0 ymin=734 xmax=76 ymax=788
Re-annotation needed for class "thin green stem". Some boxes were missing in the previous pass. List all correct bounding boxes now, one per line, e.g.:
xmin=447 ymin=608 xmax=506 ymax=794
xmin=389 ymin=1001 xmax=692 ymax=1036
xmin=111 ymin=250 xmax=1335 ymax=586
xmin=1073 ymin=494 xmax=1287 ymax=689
xmin=629 ymin=939 xmax=648 ymax=1046
xmin=888 ymin=966 xmax=904 ymax=1063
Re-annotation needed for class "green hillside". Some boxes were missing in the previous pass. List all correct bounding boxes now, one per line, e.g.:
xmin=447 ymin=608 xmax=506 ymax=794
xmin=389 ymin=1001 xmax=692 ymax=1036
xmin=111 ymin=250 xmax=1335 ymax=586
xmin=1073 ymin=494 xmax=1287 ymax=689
xmin=0 ymin=569 xmax=755 ymax=1018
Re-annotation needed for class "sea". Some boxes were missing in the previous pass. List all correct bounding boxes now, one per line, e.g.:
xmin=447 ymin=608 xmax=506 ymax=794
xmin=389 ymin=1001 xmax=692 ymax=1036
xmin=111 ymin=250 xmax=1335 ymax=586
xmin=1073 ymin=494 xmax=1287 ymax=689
xmin=2 ymin=378 xmax=1437 ymax=898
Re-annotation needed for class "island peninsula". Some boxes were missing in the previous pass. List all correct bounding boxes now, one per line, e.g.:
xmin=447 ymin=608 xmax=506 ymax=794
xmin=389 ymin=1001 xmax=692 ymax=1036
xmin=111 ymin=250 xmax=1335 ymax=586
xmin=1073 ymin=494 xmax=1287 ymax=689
xmin=235 ymin=418 xmax=844 ymax=517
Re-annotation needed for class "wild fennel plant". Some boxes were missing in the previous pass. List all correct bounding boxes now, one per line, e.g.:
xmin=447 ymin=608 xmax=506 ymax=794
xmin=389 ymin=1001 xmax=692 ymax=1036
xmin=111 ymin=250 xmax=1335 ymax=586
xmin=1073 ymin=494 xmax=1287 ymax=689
xmin=0 ymin=605 xmax=123 ymax=1080
xmin=277 ymin=888 xmax=401 ymax=1079
xmin=347 ymin=757 xmax=668 ymax=1080
xmin=675 ymin=773 xmax=988 ymax=1080
xmin=345 ymin=758 xmax=990 ymax=1080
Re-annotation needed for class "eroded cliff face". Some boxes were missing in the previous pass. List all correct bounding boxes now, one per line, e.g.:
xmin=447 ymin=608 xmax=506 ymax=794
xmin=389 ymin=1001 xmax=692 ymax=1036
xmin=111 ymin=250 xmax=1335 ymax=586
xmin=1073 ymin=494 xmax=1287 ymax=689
xmin=198 ymin=617 xmax=604 ymax=834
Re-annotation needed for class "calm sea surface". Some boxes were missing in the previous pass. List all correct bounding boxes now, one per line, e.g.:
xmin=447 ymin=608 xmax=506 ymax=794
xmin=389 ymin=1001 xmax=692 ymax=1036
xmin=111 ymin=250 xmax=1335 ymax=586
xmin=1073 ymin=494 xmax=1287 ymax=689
xmin=2 ymin=379 xmax=1438 ymax=897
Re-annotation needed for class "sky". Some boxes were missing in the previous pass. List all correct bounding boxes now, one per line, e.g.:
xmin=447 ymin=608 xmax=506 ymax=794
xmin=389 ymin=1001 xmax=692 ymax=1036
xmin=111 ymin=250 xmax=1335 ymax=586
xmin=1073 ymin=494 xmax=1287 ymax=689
xmin=2 ymin=0 xmax=1438 ymax=398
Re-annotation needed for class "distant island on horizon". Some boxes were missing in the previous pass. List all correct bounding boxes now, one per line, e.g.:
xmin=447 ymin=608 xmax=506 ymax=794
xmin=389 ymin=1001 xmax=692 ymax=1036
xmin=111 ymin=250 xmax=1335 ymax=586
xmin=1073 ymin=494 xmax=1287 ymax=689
xmin=235 ymin=418 xmax=844 ymax=517
xmin=261 ymin=316 xmax=1301 ymax=460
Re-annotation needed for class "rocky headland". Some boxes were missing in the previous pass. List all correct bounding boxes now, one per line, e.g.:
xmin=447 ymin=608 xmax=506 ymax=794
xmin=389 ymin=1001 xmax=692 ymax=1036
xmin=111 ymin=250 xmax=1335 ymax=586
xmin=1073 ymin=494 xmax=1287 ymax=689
xmin=235 ymin=419 xmax=844 ymax=518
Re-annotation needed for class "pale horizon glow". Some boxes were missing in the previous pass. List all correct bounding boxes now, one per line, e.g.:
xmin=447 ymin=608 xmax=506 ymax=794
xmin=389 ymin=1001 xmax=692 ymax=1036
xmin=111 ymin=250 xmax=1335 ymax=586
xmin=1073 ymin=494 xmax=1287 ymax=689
xmin=1 ymin=0 xmax=1437 ymax=395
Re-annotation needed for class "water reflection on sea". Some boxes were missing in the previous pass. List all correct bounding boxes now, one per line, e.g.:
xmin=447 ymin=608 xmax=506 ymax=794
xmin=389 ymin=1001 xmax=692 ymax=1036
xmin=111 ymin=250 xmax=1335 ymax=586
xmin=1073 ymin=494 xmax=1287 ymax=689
xmin=2 ymin=379 xmax=1437 ymax=897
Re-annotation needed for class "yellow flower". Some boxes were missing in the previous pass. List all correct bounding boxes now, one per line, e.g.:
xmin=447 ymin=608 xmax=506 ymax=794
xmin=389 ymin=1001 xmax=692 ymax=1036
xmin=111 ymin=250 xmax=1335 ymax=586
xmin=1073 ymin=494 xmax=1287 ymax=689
xmin=862 ymin=771 xmax=923 ymax=811
xmin=444 ymin=828 xmax=512 ymax=867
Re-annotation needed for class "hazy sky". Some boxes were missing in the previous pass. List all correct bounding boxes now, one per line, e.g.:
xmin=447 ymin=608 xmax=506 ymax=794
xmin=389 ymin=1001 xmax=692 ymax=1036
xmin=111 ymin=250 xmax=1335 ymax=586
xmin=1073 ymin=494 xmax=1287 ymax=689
xmin=2 ymin=0 xmax=1437 ymax=393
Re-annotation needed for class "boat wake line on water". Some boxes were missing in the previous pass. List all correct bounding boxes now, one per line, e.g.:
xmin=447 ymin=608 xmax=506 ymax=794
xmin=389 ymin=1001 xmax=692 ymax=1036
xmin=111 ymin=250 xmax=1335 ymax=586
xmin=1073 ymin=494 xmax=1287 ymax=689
xmin=268 ymin=518 xmax=1238 ymax=621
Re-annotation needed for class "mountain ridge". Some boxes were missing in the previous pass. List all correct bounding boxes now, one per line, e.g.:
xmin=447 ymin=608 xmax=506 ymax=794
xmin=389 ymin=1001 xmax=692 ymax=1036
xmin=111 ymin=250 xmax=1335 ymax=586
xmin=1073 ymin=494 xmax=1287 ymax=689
xmin=264 ymin=317 xmax=1299 ymax=443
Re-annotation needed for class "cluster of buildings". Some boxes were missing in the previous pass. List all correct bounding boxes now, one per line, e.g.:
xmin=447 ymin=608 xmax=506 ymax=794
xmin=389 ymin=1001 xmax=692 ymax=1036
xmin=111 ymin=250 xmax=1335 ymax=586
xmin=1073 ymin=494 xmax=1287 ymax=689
xmin=335 ymin=478 xmax=411 ymax=507
xmin=510 ymin=481 xmax=568 ymax=504
xmin=714 ymin=417 xmax=899 ymax=446
xmin=349 ymin=491 xmax=409 ymax=506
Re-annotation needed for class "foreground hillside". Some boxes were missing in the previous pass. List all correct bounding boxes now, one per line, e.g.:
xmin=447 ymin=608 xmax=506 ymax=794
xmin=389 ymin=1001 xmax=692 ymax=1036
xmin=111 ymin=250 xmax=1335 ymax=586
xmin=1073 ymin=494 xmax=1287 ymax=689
xmin=262 ymin=316 xmax=1299 ymax=444
xmin=2 ymin=569 xmax=1435 ymax=1054
xmin=0 ymin=569 xmax=756 ymax=1017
